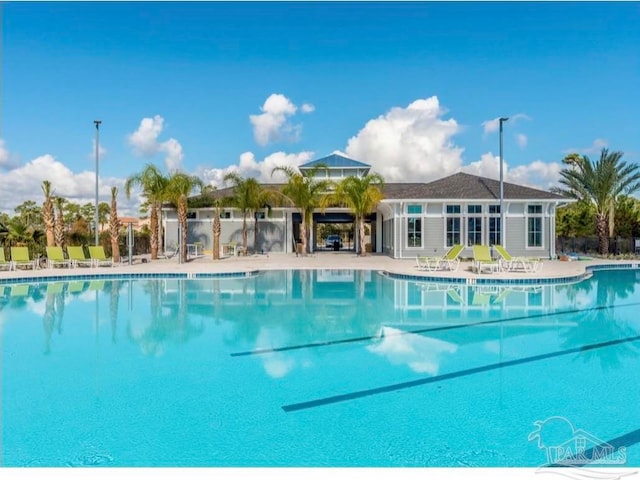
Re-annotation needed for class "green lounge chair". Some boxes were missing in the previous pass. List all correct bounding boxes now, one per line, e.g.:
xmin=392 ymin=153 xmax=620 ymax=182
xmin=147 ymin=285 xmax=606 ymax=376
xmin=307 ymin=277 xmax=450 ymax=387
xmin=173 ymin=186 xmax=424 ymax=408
xmin=493 ymin=245 xmax=542 ymax=273
xmin=0 ymin=248 xmax=14 ymax=271
xmin=46 ymin=246 xmax=71 ymax=269
xmin=10 ymin=247 xmax=37 ymax=270
xmin=416 ymin=244 xmax=464 ymax=272
xmin=67 ymin=246 xmax=93 ymax=268
xmin=472 ymin=245 xmax=500 ymax=274
xmin=88 ymin=246 xmax=113 ymax=267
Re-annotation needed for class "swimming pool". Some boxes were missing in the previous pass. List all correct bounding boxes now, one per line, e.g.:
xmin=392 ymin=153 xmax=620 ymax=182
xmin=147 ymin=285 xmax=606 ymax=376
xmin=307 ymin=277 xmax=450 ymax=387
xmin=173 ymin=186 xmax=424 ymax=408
xmin=1 ymin=269 xmax=639 ymax=467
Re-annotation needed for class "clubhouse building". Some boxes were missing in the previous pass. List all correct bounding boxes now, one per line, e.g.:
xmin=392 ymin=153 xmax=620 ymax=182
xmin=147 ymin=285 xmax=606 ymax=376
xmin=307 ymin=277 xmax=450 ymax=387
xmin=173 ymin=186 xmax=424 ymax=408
xmin=162 ymin=153 xmax=568 ymax=259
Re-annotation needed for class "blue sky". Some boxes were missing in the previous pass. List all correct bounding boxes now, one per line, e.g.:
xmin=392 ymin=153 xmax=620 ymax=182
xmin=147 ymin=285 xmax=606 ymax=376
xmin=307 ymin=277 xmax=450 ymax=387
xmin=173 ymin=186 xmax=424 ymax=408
xmin=1 ymin=1 xmax=639 ymax=214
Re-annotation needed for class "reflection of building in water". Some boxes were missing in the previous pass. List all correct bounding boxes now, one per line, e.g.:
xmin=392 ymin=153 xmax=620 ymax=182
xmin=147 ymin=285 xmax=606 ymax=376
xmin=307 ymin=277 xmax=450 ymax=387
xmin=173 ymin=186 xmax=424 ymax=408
xmin=160 ymin=270 xmax=377 ymax=311
xmin=391 ymin=280 xmax=558 ymax=320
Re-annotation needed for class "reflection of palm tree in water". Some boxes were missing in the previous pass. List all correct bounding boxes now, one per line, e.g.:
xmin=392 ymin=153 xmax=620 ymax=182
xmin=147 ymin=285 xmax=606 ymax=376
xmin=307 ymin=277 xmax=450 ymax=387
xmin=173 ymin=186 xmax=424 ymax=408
xmin=109 ymin=279 xmax=120 ymax=343
xmin=43 ymin=285 xmax=66 ymax=354
xmin=127 ymin=279 xmax=204 ymax=355
xmin=561 ymin=271 xmax=639 ymax=370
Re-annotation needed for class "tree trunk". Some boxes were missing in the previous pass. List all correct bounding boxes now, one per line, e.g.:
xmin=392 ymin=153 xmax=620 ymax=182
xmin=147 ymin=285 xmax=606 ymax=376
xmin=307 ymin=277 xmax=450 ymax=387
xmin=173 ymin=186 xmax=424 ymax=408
xmin=299 ymin=212 xmax=308 ymax=256
xmin=54 ymin=205 xmax=65 ymax=248
xmin=150 ymin=203 xmax=158 ymax=260
xmin=358 ymin=216 xmax=366 ymax=255
xmin=213 ymin=208 xmax=221 ymax=260
xmin=253 ymin=213 xmax=259 ymax=255
xmin=242 ymin=214 xmax=248 ymax=254
xmin=43 ymin=201 xmax=55 ymax=247
xmin=596 ymin=213 xmax=609 ymax=255
xmin=179 ymin=197 xmax=188 ymax=263
xmin=110 ymin=198 xmax=120 ymax=263
xmin=156 ymin=200 xmax=164 ymax=258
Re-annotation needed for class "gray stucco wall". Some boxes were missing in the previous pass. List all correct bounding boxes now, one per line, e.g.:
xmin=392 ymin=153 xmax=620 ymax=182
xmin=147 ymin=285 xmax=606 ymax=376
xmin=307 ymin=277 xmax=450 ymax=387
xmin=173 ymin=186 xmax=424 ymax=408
xmin=164 ymin=219 xmax=286 ymax=254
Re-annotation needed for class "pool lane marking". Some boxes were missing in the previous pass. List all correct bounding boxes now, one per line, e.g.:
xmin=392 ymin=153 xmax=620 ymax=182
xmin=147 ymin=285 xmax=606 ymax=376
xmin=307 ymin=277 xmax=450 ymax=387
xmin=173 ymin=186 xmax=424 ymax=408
xmin=548 ymin=427 xmax=640 ymax=467
xmin=281 ymin=334 xmax=640 ymax=412
xmin=231 ymin=302 xmax=640 ymax=357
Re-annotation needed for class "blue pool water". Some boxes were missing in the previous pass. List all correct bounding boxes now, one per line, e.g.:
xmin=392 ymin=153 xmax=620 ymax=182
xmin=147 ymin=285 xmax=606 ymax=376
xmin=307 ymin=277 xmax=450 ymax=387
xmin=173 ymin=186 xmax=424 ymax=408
xmin=1 ymin=269 xmax=639 ymax=467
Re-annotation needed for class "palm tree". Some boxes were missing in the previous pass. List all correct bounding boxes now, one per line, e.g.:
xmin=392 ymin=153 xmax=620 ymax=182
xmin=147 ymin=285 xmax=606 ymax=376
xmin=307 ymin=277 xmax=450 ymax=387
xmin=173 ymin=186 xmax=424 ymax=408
xmin=110 ymin=186 xmax=121 ymax=263
xmin=54 ymin=196 xmax=66 ymax=247
xmin=201 ymin=185 xmax=226 ymax=260
xmin=271 ymin=164 xmax=332 ymax=255
xmin=224 ymin=173 xmax=282 ymax=255
xmin=165 ymin=172 xmax=204 ymax=263
xmin=124 ymin=164 xmax=168 ymax=260
xmin=327 ymin=173 xmax=385 ymax=255
xmin=553 ymin=148 xmax=640 ymax=255
xmin=41 ymin=180 xmax=55 ymax=247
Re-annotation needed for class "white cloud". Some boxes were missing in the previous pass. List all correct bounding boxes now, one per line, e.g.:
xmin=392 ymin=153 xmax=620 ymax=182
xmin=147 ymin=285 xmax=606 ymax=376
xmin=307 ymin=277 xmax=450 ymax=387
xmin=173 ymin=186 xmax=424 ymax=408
xmin=249 ymin=94 xmax=302 ymax=146
xmin=301 ymin=103 xmax=315 ymax=113
xmin=127 ymin=115 xmax=184 ymax=171
xmin=345 ymin=96 xmax=464 ymax=182
xmin=463 ymin=152 xmax=562 ymax=189
xmin=0 ymin=139 xmax=10 ymax=168
xmin=0 ymin=154 xmax=139 ymax=216
xmin=199 ymin=150 xmax=315 ymax=187
xmin=482 ymin=113 xmax=531 ymax=135
xmin=583 ymin=138 xmax=608 ymax=155
xmin=515 ymin=133 xmax=528 ymax=149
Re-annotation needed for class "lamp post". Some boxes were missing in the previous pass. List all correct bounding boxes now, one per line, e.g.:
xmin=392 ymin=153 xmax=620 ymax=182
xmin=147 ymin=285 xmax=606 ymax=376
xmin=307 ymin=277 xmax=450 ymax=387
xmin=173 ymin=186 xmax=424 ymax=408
xmin=94 ymin=120 xmax=102 ymax=246
xmin=499 ymin=117 xmax=508 ymax=247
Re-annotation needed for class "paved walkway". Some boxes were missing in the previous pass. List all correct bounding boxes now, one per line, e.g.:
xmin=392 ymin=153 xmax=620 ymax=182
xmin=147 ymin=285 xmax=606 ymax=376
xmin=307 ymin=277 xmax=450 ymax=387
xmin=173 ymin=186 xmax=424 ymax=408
xmin=1 ymin=251 xmax=638 ymax=283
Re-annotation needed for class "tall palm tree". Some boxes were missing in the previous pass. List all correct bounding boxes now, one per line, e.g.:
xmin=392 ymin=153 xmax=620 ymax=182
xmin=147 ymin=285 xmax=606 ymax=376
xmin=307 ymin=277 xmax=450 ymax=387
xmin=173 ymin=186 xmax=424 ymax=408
xmin=271 ymin=164 xmax=332 ymax=255
xmin=124 ymin=164 xmax=168 ymax=260
xmin=54 ymin=196 xmax=66 ymax=247
xmin=41 ymin=180 xmax=55 ymax=247
xmin=224 ymin=173 xmax=281 ymax=255
xmin=553 ymin=148 xmax=640 ymax=255
xmin=110 ymin=186 xmax=121 ymax=263
xmin=201 ymin=185 xmax=226 ymax=260
xmin=165 ymin=172 xmax=204 ymax=263
xmin=327 ymin=173 xmax=385 ymax=255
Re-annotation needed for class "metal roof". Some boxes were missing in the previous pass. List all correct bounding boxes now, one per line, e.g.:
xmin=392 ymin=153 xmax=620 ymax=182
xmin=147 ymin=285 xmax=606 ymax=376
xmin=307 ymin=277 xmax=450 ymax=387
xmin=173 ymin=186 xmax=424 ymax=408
xmin=300 ymin=153 xmax=371 ymax=169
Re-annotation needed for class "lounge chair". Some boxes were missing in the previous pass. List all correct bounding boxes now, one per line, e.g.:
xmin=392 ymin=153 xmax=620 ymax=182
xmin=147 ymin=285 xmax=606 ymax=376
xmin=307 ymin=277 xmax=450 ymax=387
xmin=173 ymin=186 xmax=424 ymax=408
xmin=46 ymin=246 xmax=71 ymax=269
xmin=472 ymin=245 xmax=500 ymax=274
xmin=416 ymin=244 xmax=464 ymax=272
xmin=0 ymin=248 xmax=14 ymax=271
xmin=10 ymin=247 xmax=37 ymax=270
xmin=88 ymin=246 xmax=113 ymax=267
xmin=493 ymin=245 xmax=542 ymax=273
xmin=67 ymin=246 xmax=93 ymax=268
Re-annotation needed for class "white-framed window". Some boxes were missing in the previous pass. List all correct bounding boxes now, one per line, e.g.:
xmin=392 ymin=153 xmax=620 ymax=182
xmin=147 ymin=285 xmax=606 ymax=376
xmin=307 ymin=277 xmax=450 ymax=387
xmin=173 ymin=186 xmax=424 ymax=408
xmin=446 ymin=205 xmax=461 ymax=247
xmin=220 ymin=211 xmax=231 ymax=219
xmin=407 ymin=204 xmax=422 ymax=248
xmin=186 ymin=212 xmax=197 ymax=219
xmin=467 ymin=205 xmax=482 ymax=246
xmin=255 ymin=211 xmax=266 ymax=220
xmin=488 ymin=205 xmax=501 ymax=245
xmin=527 ymin=204 xmax=543 ymax=247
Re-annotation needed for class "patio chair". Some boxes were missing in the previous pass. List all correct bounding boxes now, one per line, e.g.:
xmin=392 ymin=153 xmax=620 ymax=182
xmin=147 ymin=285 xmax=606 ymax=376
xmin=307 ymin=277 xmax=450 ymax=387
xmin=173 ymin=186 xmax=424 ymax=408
xmin=493 ymin=245 xmax=541 ymax=273
xmin=46 ymin=246 xmax=71 ymax=269
xmin=88 ymin=246 xmax=113 ymax=267
xmin=472 ymin=245 xmax=500 ymax=274
xmin=416 ymin=244 xmax=464 ymax=272
xmin=0 ymin=248 xmax=14 ymax=271
xmin=10 ymin=247 xmax=37 ymax=270
xmin=67 ymin=246 xmax=93 ymax=268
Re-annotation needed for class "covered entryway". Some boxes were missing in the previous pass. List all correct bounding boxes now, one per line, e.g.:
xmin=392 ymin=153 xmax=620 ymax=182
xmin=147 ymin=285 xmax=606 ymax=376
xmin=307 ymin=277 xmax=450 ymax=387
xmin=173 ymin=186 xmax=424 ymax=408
xmin=292 ymin=211 xmax=377 ymax=253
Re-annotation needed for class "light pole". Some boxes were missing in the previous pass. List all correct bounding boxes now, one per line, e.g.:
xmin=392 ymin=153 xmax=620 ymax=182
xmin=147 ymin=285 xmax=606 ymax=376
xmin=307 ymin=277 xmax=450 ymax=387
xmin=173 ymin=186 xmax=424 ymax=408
xmin=94 ymin=120 xmax=102 ymax=246
xmin=499 ymin=117 xmax=508 ymax=247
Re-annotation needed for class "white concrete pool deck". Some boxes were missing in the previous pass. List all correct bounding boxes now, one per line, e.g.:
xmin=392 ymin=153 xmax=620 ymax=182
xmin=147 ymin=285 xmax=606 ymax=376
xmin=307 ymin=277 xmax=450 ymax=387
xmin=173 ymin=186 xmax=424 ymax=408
xmin=1 ymin=251 xmax=638 ymax=282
